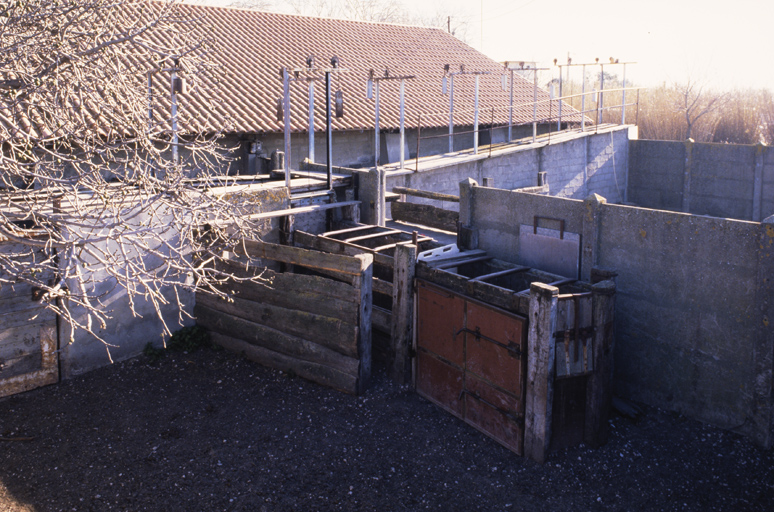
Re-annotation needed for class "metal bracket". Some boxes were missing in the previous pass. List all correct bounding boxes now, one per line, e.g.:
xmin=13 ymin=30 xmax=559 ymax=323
xmin=453 ymin=327 xmax=521 ymax=358
xmin=458 ymin=389 xmax=524 ymax=424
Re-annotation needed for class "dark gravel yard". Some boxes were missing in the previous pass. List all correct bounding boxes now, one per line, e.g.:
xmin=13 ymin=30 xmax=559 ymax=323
xmin=0 ymin=346 xmax=772 ymax=512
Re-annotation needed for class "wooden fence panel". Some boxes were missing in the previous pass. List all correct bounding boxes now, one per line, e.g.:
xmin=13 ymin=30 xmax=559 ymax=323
xmin=196 ymin=241 xmax=373 ymax=394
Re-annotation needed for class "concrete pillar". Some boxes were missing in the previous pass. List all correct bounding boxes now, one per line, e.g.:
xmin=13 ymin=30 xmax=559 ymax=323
xmin=753 ymin=143 xmax=766 ymax=222
xmin=358 ymin=168 xmax=385 ymax=226
xmin=524 ymin=282 xmax=559 ymax=464
xmin=457 ymin=178 xmax=478 ymax=250
xmin=681 ymin=138 xmax=694 ymax=213
xmin=753 ymin=215 xmax=774 ymax=448
xmin=581 ymin=193 xmax=606 ymax=282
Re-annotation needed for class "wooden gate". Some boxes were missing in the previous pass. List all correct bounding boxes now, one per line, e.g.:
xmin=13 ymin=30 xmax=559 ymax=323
xmin=0 ymin=240 xmax=59 ymax=398
xmin=415 ymin=280 xmax=526 ymax=455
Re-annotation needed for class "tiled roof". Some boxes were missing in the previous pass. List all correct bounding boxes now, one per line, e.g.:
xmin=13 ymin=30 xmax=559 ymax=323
xmin=152 ymin=3 xmax=579 ymax=135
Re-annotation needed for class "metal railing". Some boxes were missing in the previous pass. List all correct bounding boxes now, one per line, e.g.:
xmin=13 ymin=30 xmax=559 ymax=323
xmin=411 ymin=86 xmax=642 ymax=172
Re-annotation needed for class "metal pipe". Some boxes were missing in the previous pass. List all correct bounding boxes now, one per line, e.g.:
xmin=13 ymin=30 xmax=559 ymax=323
xmin=416 ymin=114 xmax=421 ymax=172
xmin=473 ymin=74 xmax=479 ymax=155
xmin=448 ymin=74 xmax=454 ymax=153
xmin=532 ymin=69 xmax=537 ymax=143
xmin=171 ymin=66 xmax=179 ymax=166
xmin=508 ymin=69 xmax=513 ymax=142
xmin=374 ymin=79 xmax=380 ymax=167
xmin=557 ymin=64 xmax=562 ymax=131
xmin=399 ymin=79 xmax=405 ymax=168
xmin=621 ymin=63 xmax=627 ymax=125
xmin=326 ymin=71 xmax=332 ymax=190
xmin=581 ymin=64 xmax=586 ymax=132
xmin=283 ymin=67 xmax=291 ymax=187
xmin=308 ymin=80 xmax=315 ymax=162
xmin=598 ymin=64 xmax=605 ymax=125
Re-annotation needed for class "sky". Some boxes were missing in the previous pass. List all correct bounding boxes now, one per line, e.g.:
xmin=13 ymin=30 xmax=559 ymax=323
xmin=199 ymin=0 xmax=774 ymax=92
xmin=417 ymin=0 xmax=774 ymax=92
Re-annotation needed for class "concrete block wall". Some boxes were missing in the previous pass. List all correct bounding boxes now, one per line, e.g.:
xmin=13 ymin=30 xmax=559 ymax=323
xmin=690 ymin=144 xmax=755 ymax=219
xmin=627 ymin=140 xmax=685 ymax=210
xmin=463 ymin=182 xmax=774 ymax=447
xmin=386 ymin=126 xmax=631 ymax=213
xmin=629 ymin=139 xmax=774 ymax=221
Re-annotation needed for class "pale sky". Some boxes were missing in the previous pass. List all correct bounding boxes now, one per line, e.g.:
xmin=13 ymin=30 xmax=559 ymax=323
xmin=428 ymin=0 xmax=774 ymax=92
xmin=197 ymin=0 xmax=774 ymax=92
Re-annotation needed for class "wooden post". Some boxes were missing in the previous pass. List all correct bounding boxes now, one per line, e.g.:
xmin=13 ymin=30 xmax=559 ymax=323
xmin=390 ymin=243 xmax=417 ymax=385
xmin=524 ymin=282 xmax=559 ymax=464
xmin=354 ymin=253 xmax=373 ymax=394
xmin=585 ymin=279 xmax=616 ymax=448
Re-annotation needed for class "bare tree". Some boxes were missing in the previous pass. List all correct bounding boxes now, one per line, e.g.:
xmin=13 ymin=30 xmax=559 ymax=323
xmin=0 ymin=0 xmax=268 ymax=357
xmin=678 ymin=79 xmax=725 ymax=141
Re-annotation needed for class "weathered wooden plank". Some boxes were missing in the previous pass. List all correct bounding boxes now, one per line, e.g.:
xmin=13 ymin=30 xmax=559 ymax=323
xmin=354 ymin=254 xmax=373 ymax=394
xmin=585 ymin=280 xmax=616 ymax=448
xmin=0 ymin=324 xmax=57 ymax=399
xmin=0 ymin=321 xmax=49 ymax=361
xmin=208 ymin=201 xmax=360 ymax=225
xmin=211 ymin=332 xmax=359 ymax=395
xmin=390 ymin=243 xmax=417 ymax=385
xmin=372 ymin=278 xmax=393 ymax=296
xmin=295 ymin=230 xmax=395 ymax=268
xmin=0 ymin=308 xmax=56 ymax=330
xmin=323 ymin=224 xmax=381 ymax=238
xmin=195 ymin=304 xmax=359 ymax=376
xmin=469 ymin=266 xmax=530 ymax=283
xmin=240 ymin=239 xmax=364 ymax=276
xmin=0 ymin=352 xmax=42 ymax=380
xmin=372 ymin=305 xmax=391 ymax=334
xmin=197 ymin=294 xmax=358 ymax=359
xmin=213 ymin=263 xmax=361 ymax=318
xmin=344 ymin=230 xmax=403 ymax=244
xmin=524 ymin=282 xmax=559 ymax=464
xmin=391 ymin=201 xmax=459 ymax=233
xmin=391 ymin=187 xmax=460 ymax=203
xmin=435 ymin=255 xmax=493 ymax=270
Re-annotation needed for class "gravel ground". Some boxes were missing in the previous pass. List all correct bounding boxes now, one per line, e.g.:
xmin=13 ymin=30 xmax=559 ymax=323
xmin=0 ymin=346 xmax=772 ymax=512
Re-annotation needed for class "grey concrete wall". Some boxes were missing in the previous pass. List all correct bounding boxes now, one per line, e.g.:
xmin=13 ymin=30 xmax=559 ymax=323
xmin=627 ymin=140 xmax=685 ymax=210
xmin=386 ymin=126 xmax=631 ymax=211
xmin=463 ymin=183 xmax=774 ymax=447
xmin=629 ymin=140 xmax=774 ymax=221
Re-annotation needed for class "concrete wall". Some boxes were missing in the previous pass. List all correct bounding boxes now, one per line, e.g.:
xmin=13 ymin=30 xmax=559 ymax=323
xmin=386 ymin=126 xmax=631 ymax=211
xmin=629 ymin=139 xmax=774 ymax=221
xmin=462 ymin=181 xmax=774 ymax=447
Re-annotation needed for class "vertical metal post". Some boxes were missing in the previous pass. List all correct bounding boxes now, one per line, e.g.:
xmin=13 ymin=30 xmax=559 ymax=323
xmin=171 ymin=66 xmax=179 ymax=166
xmin=399 ymin=79 xmax=406 ymax=168
xmin=326 ymin=71 xmax=332 ymax=190
xmin=557 ymin=64 xmax=563 ymax=131
xmin=474 ymin=74 xmax=479 ymax=155
xmin=621 ymin=63 xmax=627 ymax=125
xmin=448 ymin=74 xmax=454 ymax=153
xmin=308 ymin=80 xmax=315 ymax=162
xmin=532 ymin=69 xmax=537 ymax=143
xmin=508 ymin=69 xmax=514 ymax=142
xmin=598 ymin=64 xmax=605 ymax=125
xmin=416 ymin=114 xmax=421 ymax=172
xmin=283 ymin=67 xmax=291 ymax=187
xmin=581 ymin=64 xmax=586 ymax=132
xmin=374 ymin=80 xmax=380 ymax=167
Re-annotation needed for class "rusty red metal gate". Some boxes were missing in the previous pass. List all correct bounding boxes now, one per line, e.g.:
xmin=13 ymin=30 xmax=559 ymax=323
xmin=415 ymin=279 xmax=526 ymax=455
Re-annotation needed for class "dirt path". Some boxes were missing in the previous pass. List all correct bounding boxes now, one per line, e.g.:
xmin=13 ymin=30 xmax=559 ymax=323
xmin=0 ymin=347 xmax=772 ymax=511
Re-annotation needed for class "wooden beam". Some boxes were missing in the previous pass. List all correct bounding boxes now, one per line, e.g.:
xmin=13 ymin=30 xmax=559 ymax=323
xmin=354 ymin=254 xmax=373 ymax=394
xmin=372 ymin=277 xmax=393 ymax=296
xmin=197 ymin=293 xmax=359 ymax=358
xmin=345 ymin=229 xmax=403 ymax=244
xmin=209 ymin=201 xmax=360 ymax=225
xmin=372 ymin=305 xmax=391 ymax=334
xmin=524 ymin=282 xmax=559 ymax=464
xmin=240 ymin=239 xmax=364 ymax=276
xmin=469 ymin=266 xmax=530 ymax=283
xmin=295 ymin=230 xmax=395 ymax=269
xmin=390 ymin=243 xmax=417 ymax=385
xmin=391 ymin=186 xmax=460 ymax=202
xmin=435 ymin=255 xmax=492 ymax=270
xmin=585 ymin=280 xmax=616 ymax=448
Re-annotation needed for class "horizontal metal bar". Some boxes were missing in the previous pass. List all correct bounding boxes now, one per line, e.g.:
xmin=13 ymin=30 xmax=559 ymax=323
xmin=435 ymin=255 xmax=493 ymax=270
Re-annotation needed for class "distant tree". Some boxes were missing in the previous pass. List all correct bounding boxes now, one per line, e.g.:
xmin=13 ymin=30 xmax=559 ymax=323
xmin=678 ymin=80 xmax=725 ymax=141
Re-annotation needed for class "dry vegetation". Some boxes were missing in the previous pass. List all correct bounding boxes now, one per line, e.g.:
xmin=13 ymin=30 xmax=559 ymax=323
xmin=561 ymin=73 xmax=774 ymax=145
